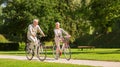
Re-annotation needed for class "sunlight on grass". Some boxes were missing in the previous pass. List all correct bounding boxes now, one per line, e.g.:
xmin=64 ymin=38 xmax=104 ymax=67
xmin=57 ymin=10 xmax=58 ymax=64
xmin=71 ymin=48 xmax=120 ymax=61
xmin=0 ymin=34 xmax=10 ymax=43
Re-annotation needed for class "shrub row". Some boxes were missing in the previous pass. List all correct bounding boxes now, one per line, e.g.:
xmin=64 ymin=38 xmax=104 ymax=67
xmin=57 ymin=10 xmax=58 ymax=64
xmin=0 ymin=43 xmax=19 ymax=51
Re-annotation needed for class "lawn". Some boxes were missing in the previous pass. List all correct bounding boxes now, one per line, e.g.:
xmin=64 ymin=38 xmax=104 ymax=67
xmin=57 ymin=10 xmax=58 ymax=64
xmin=0 ymin=59 xmax=93 ymax=67
xmin=0 ymin=48 xmax=120 ymax=62
xmin=71 ymin=48 xmax=120 ymax=62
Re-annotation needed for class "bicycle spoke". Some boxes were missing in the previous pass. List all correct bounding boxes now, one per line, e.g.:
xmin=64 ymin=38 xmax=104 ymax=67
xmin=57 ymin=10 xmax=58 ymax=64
xmin=25 ymin=44 xmax=34 ymax=60
xmin=37 ymin=44 xmax=46 ymax=61
xmin=64 ymin=45 xmax=71 ymax=60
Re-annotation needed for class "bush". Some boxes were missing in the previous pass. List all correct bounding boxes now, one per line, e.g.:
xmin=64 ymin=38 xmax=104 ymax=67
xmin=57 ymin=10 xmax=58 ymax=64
xmin=19 ymin=42 xmax=25 ymax=51
xmin=0 ymin=43 xmax=19 ymax=51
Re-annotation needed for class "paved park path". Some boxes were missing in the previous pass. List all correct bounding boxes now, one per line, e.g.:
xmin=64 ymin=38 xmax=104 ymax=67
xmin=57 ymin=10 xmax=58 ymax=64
xmin=0 ymin=55 xmax=120 ymax=67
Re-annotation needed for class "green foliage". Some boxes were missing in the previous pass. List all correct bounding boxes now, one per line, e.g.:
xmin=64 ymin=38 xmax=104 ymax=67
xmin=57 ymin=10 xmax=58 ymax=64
xmin=0 ymin=6 xmax=2 ymax=15
xmin=19 ymin=42 xmax=25 ymax=51
xmin=1 ymin=0 xmax=60 ymax=41
xmin=0 ymin=6 xmax=3 ymax=25
xmin=0 ymin=42 xmax=19 ymax=51
xmin=0 ymin=0 xmax=120 ymax=48
xmin=73 ymin=30 xmax=120 ymax=48
xmin=1 ymin=0 xmax=92 ymax=42
xmin=89 ymin=0 xmax=120 ymax=33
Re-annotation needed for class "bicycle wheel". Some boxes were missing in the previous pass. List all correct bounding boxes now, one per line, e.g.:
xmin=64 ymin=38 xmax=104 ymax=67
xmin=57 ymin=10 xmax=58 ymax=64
xmin=64 ymin=44 xmax=71 ymax=60
xmin=25 ymin=43 xmax=34 ymax=60
xmin=53 ymin=44 xmax=60 ymax=60
xmin=37 ymin=43 xmax=47 ymax=61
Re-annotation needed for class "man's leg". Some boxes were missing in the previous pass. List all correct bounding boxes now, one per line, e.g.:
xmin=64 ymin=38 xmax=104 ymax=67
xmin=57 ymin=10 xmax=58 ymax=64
xmin=28 ymin=36 xmax=36 ymax=50
xmin=34 ymin=37 xmax=38 ymax=55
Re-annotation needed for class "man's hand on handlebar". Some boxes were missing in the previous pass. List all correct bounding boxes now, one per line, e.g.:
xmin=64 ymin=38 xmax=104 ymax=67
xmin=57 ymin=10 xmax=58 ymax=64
xmin=42 ymin=34 xmax=46 ymax=37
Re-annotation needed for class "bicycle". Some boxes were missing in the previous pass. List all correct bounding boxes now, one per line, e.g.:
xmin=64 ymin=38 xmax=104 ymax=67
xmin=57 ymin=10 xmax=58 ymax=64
xmin=53 ymin=36 xmax=71 ymax=60
xmin=25 ymin=35 xmax=47 ymax=61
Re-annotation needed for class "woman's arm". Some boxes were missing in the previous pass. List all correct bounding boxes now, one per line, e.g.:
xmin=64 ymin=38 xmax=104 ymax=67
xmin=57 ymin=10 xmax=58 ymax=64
xmin=61 ymin=28 xmax=69 ymax=35
xmin=61 ymin=28 xmax=71 ymax=37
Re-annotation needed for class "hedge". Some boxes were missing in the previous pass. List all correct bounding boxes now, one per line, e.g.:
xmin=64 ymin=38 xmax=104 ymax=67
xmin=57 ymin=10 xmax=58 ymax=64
xmin=0 ymin=43 xmax=19 ymax=51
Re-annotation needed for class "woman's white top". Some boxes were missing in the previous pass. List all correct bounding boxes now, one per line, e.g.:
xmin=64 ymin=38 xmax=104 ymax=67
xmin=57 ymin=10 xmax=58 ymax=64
xmin=54 ymin=28 xmax=68 ymax=38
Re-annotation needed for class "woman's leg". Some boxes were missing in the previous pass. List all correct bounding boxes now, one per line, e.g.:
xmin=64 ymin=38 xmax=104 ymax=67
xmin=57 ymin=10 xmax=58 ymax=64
xmin=55 ymin=38 xmax=61 ymax=55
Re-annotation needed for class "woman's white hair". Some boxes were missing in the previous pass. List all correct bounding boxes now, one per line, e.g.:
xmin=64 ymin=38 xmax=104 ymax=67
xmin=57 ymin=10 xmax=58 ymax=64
xmin=55 ymin=22 xmax=60 ymax=25
xmin=33 ymin=19 xmax=39 ymax=23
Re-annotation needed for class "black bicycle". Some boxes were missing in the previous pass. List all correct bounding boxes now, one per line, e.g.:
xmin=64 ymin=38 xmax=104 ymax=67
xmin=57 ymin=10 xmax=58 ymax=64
xmin=53 ymin=36 xmax=71 ymax=60
xmin=25 ymin=35 xmax=47 ymax=61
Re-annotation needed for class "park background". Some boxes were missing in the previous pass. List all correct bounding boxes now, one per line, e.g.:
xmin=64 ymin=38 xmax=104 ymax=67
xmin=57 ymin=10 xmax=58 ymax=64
xmin=0 ymin=0 xmax=120 ymax=67
xmin=0 ymin=0 xmax=120 ymax=50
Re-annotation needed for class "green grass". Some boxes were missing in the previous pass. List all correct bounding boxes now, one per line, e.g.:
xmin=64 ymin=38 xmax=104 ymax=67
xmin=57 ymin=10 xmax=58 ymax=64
xmin=0 ymin=51 xmax=24 ymax=55
xmin=0 ymin=34 xmax=10 ymax=43
xmin=71 ymin=48 xmax=120 ymax=62
xmin=0 ymin=59 xmax=93 ymax=67
xmin=0 ymin=48 xmax=120 ymax=62
xmin=46 ymin=48 xmax=120 ymax=62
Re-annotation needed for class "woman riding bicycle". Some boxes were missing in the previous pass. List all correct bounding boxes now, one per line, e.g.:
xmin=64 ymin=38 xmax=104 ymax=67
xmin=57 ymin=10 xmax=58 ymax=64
xmin=54 ymin=22 xmax=71 ymax=56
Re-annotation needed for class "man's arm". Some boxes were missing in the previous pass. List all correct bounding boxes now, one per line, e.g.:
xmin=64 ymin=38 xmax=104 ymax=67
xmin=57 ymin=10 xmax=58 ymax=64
xmin=37 ymin=25 xmax=45 ymax=36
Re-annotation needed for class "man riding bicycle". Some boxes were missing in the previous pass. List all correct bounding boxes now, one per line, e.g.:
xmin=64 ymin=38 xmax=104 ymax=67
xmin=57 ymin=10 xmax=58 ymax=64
xmin=54 ymin=22 xmax=71 ymax=56
xmin=27 ymin=19 xmax=45 ymax=54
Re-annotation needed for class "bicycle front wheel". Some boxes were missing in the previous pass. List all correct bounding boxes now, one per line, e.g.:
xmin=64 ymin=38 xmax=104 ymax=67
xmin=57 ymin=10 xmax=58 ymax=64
xmin=64 ymin=44 xmax=71 ymax=60
xmin=37 ymin=43 xmax=47 ymax=61
xmin=25 ymin=43 xmax=34 ymax=60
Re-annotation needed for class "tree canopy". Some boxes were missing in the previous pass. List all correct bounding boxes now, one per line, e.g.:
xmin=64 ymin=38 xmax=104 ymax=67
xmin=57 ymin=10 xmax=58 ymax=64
xmin=0 ymin=0 xmax=120 ymax=42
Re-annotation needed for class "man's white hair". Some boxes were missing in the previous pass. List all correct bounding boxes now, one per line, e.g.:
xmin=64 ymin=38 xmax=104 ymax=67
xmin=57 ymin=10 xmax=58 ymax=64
xmin=55 ymin=22 xmax=60 ymax=25
xmin=33 ymin=19 xmax=39 ymax=23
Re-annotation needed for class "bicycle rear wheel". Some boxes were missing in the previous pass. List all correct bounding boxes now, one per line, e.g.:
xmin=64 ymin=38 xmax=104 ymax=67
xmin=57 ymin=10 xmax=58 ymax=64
xmin=64 ymin=44 xmax=71 ymax=60
xmin=53 ymin=44 xmax=60 ymax=60
xmin=37 ymin=43 xmax=47 ymax=61
xmin=25 ymin=43 xmax=34 ymax=60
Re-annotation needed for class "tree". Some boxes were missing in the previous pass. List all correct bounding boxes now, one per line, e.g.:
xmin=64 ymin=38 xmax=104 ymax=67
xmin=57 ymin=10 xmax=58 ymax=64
xmin=2 ymin=0 xmax=91 ymax=42
xmin=2 ymin=0 xmax=119 ymax=43
xmin=2 ymin=0 xmax=63 ymax=41
xmin=89 ymin=0 xmax=120 ymax=33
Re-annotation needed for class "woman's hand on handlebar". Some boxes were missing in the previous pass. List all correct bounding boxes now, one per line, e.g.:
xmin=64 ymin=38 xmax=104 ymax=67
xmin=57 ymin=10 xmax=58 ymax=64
xmin=65 ymin=35 xmax=71 ymax=38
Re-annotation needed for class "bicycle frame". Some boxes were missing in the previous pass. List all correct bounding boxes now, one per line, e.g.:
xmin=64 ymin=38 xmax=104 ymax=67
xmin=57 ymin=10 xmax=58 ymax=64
xmin=25 ymin=35 xmax=46 ymax=61
xmin=53 ymin=36 xmax=71 ymax=60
